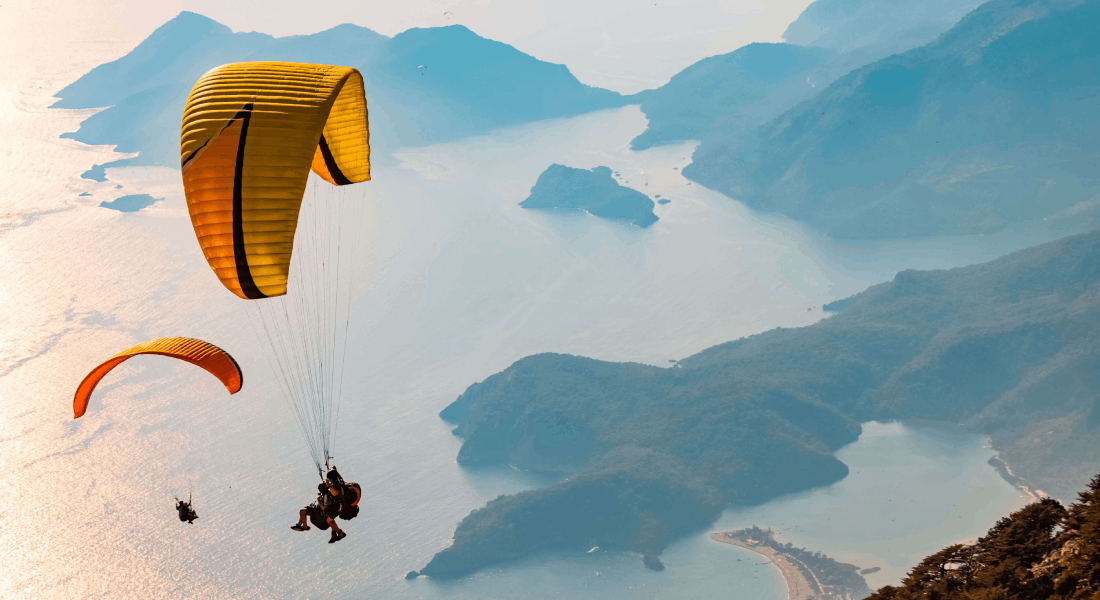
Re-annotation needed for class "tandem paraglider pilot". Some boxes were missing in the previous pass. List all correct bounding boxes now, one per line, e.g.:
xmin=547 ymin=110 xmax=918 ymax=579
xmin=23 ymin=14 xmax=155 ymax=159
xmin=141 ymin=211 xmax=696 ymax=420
xmin=176 ymin=497 xmax=198 ymax=524
xmin=291 ymin=468 xmax=362 ymax=544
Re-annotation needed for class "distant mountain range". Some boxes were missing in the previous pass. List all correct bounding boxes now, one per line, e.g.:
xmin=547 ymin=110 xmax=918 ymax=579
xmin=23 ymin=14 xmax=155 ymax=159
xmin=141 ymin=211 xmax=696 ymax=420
xmin=629 ymin=43 xmax=834 ymax=151
xmin=628 ymin=0 xmax=974 ymax=154
xmin=422 ymin=228 xmax=1100 ymax=577
xmin=58 ymin=0 xmax=1100 ymax=239
xmin=682 ymin=0 xmax=1100 ymax=238
xmin=782 ymin=0 xmax=980 ymax=57
xmin=54 ymin=11 xmax=622 ymax=175
xmin=51 ymin=0 xmax=984 ymax=189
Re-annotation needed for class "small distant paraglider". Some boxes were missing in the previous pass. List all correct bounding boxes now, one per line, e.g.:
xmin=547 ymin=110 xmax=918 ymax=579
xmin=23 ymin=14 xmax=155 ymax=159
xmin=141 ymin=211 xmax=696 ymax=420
xmin=73 ymin=336 xmax=242 ymax=525
xmin=176 ymin=495 xmax=198 ymax=524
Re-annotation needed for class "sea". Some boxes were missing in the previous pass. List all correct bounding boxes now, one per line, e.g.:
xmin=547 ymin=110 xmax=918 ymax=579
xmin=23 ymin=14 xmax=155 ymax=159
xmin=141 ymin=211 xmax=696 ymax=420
xmin=0 ymin=5 xmax=1048 ymax=599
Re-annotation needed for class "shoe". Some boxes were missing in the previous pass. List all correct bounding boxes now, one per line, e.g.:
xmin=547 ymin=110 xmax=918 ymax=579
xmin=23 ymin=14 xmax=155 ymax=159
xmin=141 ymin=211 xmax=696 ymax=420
xmin=291 ymin=524 xmax=310 ymax=531
xmin=329 ymin=530 xmax=346 ymax=543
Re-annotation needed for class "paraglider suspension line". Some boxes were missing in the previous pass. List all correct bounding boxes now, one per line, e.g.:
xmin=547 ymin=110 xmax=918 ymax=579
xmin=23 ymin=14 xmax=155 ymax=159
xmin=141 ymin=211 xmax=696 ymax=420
xmin=245 ymin=174 xmax=367 ymax=473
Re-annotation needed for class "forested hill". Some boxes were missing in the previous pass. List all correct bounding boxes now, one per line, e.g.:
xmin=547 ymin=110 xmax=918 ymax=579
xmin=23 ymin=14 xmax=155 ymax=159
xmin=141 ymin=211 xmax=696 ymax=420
xmin=52 ymin=11 xmax=623 ymax=176
xmin=782 ymin=0 xmax=979 ymax=56
xmin=868 ymin=476 xmax=1100 ymax=599
xmin=627 ymin=43 xmax=834 ymax=151
xmin=627 ymin=0 xmax=972 ymax=157
xmin=421 ymin=229 xmax=1100 ymax=578
xmin=520 ymin=165 xmax=659 ymax=227
xmin=684 ymin=0 xmax=1100 ymax=239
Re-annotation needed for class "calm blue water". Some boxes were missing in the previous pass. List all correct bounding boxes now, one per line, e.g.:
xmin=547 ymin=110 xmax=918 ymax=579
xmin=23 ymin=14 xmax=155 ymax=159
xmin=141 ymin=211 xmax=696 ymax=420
xmin=714 ymin=421 xmax=1028 ymax=590
xmin=1 ymin=36 xmax=1041 ymax=598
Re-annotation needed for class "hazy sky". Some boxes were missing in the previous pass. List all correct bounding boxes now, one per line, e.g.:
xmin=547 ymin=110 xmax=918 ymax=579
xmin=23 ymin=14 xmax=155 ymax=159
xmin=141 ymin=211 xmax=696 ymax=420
xmin=5 ymin=0 xmax=816 ymax=94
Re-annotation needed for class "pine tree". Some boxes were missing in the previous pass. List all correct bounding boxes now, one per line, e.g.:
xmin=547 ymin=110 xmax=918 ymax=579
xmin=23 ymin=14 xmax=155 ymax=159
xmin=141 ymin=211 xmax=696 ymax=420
xmin=969 ymin=498 xmax=1066 ymax=597
xmin=1053 ymin=475 xmax=1100 ymax=599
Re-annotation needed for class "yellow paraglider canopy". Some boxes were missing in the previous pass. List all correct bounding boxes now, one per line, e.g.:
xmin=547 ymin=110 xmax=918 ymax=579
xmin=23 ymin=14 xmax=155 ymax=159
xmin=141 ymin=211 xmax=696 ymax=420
xmin=73 ymin=337 xmax=243 ymax=419
xmin=181 ymin=61 xmax=371 ymax=300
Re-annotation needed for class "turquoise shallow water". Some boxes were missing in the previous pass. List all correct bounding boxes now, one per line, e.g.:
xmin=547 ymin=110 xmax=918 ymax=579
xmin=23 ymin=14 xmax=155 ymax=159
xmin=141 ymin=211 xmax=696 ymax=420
xmin=713 ymin=421 xmax=1028 ymax=590
xmin=0 ymin=17 xmax=1042 ymax=598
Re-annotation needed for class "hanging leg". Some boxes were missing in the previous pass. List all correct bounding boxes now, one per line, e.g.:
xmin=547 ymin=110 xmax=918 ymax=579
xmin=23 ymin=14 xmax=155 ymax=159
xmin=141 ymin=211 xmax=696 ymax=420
xmin=327 ymin=517 xmax=345 ymax=543
xmin=291 ymin=507 xmax=311 ymax=531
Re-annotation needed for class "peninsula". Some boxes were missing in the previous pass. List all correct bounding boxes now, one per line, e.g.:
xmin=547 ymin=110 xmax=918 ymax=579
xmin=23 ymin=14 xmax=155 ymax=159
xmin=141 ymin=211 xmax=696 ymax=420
xmin=520 ymin=164 xmax=658 ymax=227
xmin=713 ymin=527 xmax=872 ymax=600
xmin=421 ymin=229 xmax=1100 ymax=578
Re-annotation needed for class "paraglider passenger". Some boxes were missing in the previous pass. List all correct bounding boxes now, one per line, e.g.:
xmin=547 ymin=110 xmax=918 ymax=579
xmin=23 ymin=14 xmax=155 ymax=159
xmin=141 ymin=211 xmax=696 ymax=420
xmin=291 ymin=470 xmax=348 ymax=543
xmin=175 ymin=498 xmax=198 ymax=524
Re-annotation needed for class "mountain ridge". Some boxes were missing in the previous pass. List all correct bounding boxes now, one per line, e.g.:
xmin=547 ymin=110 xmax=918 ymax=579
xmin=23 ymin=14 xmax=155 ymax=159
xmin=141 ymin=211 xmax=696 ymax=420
xmin=627 ymin=0 xmax=978 ymax=163
xmin=683 ymin=0 xmax=1100 ymax=239
xmin=53 ymin=11 xmax=623 ymax=175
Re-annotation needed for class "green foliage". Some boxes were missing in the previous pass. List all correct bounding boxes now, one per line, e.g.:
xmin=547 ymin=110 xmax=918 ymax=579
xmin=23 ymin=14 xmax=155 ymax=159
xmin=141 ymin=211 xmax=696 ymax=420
xmin=420 ymin=447 xmax=724 ymax=577
xmin=866 ymin=487 xmax=1100 ymax=600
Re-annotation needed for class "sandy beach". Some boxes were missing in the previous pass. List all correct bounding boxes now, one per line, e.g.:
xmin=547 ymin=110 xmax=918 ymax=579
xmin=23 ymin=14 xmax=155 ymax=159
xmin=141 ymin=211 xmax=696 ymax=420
xmin=710 ymin=531 xmax=825 ymax=600
xmin=988 ymin=455 xmax=1049 ymax=503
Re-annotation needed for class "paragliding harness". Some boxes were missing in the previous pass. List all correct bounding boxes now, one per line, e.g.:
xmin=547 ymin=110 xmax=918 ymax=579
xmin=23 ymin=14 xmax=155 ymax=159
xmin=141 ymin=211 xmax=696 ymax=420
xmin=306 ymin=465 xmax=361 ymax=529
xmin=338 ymin=481 xmax=362 ymax=521
xmin=175 ymin=494 xmax=198 ymax=524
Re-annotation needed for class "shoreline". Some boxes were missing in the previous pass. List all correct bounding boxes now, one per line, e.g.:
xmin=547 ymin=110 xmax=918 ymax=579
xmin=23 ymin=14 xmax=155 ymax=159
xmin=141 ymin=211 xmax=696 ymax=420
xmin=710 ymin=531 xmax=823 ymax=600
xmin=988 ymin=454 xmax=1048 ymax=503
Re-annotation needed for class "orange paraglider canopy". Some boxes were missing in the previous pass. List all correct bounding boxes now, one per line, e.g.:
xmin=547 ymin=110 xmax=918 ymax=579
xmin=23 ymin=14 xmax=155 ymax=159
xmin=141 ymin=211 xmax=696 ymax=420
xmin=73 ymin=337 xmax=242 ymax=418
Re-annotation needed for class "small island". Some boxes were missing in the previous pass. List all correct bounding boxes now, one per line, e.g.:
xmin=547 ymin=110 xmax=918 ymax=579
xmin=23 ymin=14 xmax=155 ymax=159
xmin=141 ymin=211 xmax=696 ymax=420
xmin=713 ymin=527 xmax=872 ymax=600
xmin=99 ymin=194 xmax=161 ymax=212
xmin=520 ymin=164 xmax=658 ymax=227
